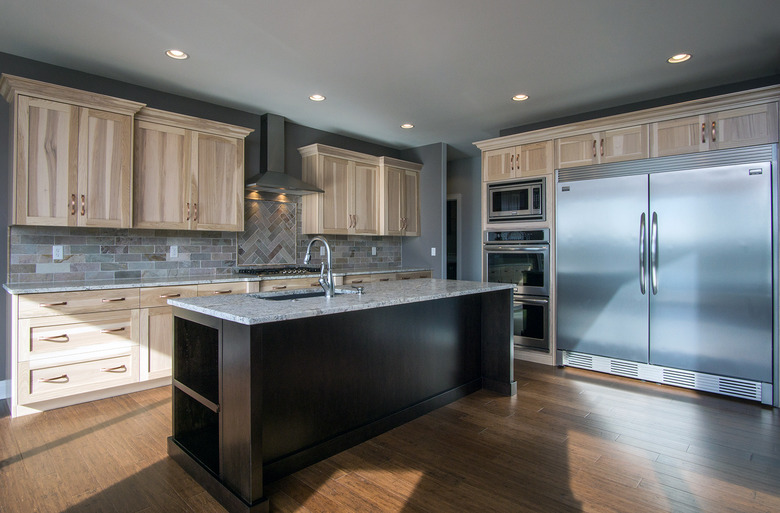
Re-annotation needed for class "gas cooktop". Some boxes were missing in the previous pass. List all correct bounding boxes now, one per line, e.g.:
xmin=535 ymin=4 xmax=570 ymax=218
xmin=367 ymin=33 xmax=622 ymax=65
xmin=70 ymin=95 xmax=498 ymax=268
xmin=235 ymin=266 xmax=320 ymax=276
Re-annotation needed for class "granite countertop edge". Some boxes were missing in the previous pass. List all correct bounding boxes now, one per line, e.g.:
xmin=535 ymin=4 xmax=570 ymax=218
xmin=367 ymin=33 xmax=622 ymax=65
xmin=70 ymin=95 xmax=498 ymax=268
xmin=3 ymin=268 xmax=432 ymax=295
xmin=168 ymin=279 xmax=514 ymax=325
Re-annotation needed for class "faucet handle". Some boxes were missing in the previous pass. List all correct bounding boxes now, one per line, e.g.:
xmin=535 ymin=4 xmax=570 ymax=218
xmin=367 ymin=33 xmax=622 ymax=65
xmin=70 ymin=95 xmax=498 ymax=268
xmin=319 ymin=261 xmax=325 ymax=278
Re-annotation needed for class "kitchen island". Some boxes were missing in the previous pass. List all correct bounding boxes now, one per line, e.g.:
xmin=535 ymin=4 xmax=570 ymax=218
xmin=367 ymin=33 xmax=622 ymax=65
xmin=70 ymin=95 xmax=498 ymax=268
xmin=167 ymin=278 xmax=515 ymax=513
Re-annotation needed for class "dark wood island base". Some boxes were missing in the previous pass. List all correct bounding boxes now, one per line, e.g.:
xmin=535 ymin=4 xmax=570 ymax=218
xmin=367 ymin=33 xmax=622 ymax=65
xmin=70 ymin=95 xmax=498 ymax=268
xmin=169 ymin=287 xmax=514 ymax=513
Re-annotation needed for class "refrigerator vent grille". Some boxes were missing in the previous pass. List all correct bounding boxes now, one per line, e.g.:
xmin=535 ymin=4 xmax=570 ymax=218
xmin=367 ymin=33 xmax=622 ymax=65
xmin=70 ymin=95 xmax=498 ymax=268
xmin=565 ymin=353 xmax=594 ymax=369
xmin=611 ymin=360 xmax=639 ymax=378
xmin=559 ymin=351 xmax=770 ymax=404
xmin=662 ymin=369 xmax=696 ymax=388
xmin=718 ymin=378 xmax=762 ymax=401
xmin=557 ymin=144 xmax=775 ymax=182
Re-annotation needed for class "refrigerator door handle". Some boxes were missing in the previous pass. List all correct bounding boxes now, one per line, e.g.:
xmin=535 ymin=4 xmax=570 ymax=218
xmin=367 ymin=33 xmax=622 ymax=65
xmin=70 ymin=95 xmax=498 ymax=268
xmin=650 ymin=211 xmax=658 ymax=295
xmin=639 ymin=213 xmax=646 ymax=294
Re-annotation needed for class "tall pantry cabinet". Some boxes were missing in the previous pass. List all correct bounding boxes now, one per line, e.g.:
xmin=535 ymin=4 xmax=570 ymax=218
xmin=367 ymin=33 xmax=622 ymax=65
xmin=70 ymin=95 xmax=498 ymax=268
xmin=0 ymin=74 xmax=144 ymax=228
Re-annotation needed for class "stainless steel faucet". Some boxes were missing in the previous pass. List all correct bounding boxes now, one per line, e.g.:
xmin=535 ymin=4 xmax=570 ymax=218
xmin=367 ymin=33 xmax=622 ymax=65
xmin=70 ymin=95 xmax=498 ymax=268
xmin=303 ymin=236 xmax=335 ymax=297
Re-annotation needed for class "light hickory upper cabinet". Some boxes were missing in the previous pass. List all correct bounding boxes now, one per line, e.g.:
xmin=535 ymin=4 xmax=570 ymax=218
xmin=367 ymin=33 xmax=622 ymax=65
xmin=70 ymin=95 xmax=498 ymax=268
xmin=0 ymin=74 xmax=144 ymax=227
xmin=483 ymin=141 xmax=553 ymax=182
xmin=133 ymin=108 xmax=253 ymax=231
xmin=380 ymin=158 xmax=422 ymax=236
xmin=300 ymin=144 xmax=381 ymax=235
xmin=556 ymin=125 xmax=648 ymax=169
xmin=650 ymin=103 xmax=779 ymax=157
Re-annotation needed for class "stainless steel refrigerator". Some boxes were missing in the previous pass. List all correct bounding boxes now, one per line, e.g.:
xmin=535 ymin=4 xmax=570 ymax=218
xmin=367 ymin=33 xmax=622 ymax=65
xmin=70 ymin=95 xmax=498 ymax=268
xmin=556 ymin=145 xmax=776 ymax=404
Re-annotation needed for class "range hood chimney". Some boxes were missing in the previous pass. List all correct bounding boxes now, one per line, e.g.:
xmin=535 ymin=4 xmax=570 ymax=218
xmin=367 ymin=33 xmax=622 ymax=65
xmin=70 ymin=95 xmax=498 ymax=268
xmin=245 ymin=113 xmax=323 ymax=195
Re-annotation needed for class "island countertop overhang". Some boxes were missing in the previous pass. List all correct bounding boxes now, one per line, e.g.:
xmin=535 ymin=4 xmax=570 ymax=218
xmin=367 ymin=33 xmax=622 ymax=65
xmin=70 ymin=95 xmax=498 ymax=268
xmin=168 ymin=278 xmax=513 ymax=325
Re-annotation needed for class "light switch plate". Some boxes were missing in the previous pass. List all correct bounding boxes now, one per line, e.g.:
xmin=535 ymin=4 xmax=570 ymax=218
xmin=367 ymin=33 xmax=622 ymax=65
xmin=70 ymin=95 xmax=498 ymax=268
xmin=52 ymin=245 xmax=63 ymax=261
xmin=431 ymin=247 xmax=436 ymax=257
xmin=372 ymin=247 xmax=377 ymax=256
xmin=170 ymin=245 xmax=178 ymax=258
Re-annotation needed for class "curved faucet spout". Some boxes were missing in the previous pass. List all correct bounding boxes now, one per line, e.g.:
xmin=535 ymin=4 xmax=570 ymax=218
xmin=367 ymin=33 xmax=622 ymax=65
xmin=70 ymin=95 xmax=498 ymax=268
xmin=304 ymin=236 xmax=335 ymax=297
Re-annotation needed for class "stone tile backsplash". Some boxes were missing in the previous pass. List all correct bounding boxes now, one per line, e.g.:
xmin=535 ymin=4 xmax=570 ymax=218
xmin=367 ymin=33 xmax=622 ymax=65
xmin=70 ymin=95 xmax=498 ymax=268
xmin=7 ymin=197 xmax=403 ymax=283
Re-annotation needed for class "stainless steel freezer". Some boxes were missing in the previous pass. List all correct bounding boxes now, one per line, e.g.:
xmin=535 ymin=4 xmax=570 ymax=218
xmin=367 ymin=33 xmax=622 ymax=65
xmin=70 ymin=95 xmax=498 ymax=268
xmin=557 ymin=145 xmax=776 ymax=403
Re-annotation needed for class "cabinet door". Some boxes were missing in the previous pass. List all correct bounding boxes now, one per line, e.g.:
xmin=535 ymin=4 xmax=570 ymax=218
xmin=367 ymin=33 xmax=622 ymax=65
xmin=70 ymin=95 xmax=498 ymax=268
xmin=384 ymin=166 xmax=405 ymax=235
xmin=650 ymin=115 xmax=708 ymax=157
xmin=483 ymin=148 xmax=514 ymax=182
xmin=403 ymin=170 xmax=420 ymax=236
xmin=140 ymin=306 xmax=173 ymax=381
xmin=710 ymin=103 xmax=779 ymax=150
xmin=134 ymin=121 xmax=191 ymax=229
xmin=14 ymin=96 xmax=78 ymax=226
xmin=77 ymin=108 xmax=133 ymax=228
xmin=518 ymin=141 xmax=553 ymax=177
xmin=602 ymin=125 xmax=648 ymax=164
xmin=321 ymin=155 xmax=351 ymax=234
xmin=556 ymin=133 xmax=598 ymax=169
xmin=192 ymin=132 xmax=244 ymax=231
xmin=351 ymin=163 xmax=379 ymax=234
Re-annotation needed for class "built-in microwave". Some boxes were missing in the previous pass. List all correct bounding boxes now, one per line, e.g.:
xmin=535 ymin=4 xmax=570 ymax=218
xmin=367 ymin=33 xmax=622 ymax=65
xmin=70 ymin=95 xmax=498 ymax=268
xmin=487 ymin=177 xmax=545 ymax=222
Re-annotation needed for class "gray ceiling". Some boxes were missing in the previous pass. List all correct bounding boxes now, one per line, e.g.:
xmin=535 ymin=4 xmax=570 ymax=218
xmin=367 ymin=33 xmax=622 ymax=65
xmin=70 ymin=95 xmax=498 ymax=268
xmin=1 ymin=0 xmax=778 ymax=158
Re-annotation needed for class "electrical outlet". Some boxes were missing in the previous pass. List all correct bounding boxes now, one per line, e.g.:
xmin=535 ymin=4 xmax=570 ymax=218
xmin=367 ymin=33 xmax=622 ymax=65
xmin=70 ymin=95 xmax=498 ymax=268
xmin=170 ymin=245 xmax=178 ymax=258
xmin=372 ymin=247 xmax=377 ymax=256
xmin=320 ymin=246 xmax=326 ymax=256
xmin=52 ymin=245 xmax=64 ymax=261
xmin=431 ymin=247 xmax=436 ymax=257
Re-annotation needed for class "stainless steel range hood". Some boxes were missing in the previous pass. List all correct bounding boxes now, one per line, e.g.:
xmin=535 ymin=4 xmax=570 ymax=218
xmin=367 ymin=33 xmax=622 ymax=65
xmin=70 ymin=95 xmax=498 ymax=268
xmin=245 ymin=113 xmax=323 ymax=195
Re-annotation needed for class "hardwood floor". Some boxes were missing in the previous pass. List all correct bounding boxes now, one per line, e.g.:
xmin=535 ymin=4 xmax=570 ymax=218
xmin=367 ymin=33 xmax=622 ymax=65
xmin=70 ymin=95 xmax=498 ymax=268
xmin=2 ymin=361 xmax=779 ymax=512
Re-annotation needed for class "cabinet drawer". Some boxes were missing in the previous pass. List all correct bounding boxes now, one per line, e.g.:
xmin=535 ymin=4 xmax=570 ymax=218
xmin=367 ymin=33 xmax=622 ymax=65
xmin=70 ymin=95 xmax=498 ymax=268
xmin=197 ymin=281 xmax=257 ymax=296
xmin=396 ymin=271 xmax=432 ymax=280
xmin=259 ymin=276 xmax=343 ymax=292
xmin=343 ymin=273 xmax=395 ymax=284
xmin=18 ymin=288 xmax=140 ymax=318
xmin=18 ymin=350 xmax=139 ymax=404
xmin=139 ymin=285 xmax=198 ymax=308
xmin=19 ymin=310 xmax=139 ymax=361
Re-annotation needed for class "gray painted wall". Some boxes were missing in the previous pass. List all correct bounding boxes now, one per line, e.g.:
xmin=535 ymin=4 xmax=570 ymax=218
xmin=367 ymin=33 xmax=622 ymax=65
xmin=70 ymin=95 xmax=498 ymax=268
xmin=399 ymin=143 xmax=447 ymax=278
xmin=447 ymin=156 xmax=482 ymax=282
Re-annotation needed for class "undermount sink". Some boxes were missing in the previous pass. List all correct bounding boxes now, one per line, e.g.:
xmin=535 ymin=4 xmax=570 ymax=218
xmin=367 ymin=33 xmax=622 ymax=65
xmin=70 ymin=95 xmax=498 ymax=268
xmin=251 ymin=288 xmax=360 ymax=301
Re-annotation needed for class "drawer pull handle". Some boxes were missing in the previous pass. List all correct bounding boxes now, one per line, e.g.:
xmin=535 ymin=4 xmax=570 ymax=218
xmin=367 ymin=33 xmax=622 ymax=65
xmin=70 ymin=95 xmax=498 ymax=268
xmin=272 ymin=285 xmax=287 ymax=290
xmin=39 ymin=334 xmax=69 ymax=342
xmin=186 ymin=203 xmax=190 ymax=221
xmin=310 ymin=282 xmax=320 ymax=287
xmin=400 ymin=277 xmax=411 ymax=280
xmin=711 ymin=121 xmax=717 ymax=142
xmin=71 ymin=194 xmax=76 ymax=216
xmin=100 ymin=365 xmax=127 ymax=373
xmin=379 ymin=278 xmax=390 ymax=282
xmin=38 ymin=374 xmax=69 ymax=383
xmin=351 ymin=279 xmax=363 ymax=284
xmin=100 ymin=327 xmax=126 ymax=334
xmin=212 ymin=290 xmax=232 ymax=295
xmin=102 ymin=297 xmax=126 ymax=303
xmin=702 ymin=122 xmax=706 ymax=144
xmin=39 ymin=301 xmax=67 ymax=307
xmin=81 ymin=195 xmax=85 ymax=216
xmin=159 ymin=293 xmax=181 ymax=299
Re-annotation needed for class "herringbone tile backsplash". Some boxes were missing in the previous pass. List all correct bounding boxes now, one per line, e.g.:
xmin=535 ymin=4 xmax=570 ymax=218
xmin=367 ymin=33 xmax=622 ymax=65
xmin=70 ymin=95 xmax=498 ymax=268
xmin=237 ymin=200 xmax=296 ymax=266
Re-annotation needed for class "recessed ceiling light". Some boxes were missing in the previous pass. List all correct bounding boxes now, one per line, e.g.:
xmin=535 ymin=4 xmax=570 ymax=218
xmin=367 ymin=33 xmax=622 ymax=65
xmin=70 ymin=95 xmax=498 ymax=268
xmin=400 ymin=123 xmax=414 ymax=129
xmin=512 ymin=94 xmax=529 ymax=102
xmin=667 ymin=53 xmax=692 ymax=64
xmin=309 ymin=94 xmax=326 ymax=102
xmin=165 ymin=49 xmax=189 ymax=60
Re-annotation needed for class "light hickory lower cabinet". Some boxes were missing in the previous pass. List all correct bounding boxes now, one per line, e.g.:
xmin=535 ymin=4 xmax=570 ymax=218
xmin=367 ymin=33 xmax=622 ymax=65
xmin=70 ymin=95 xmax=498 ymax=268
xmin=139 ymin=282 xmax=258 ymax=381
xmin=12 ymin=288 xmax=142 ymax=416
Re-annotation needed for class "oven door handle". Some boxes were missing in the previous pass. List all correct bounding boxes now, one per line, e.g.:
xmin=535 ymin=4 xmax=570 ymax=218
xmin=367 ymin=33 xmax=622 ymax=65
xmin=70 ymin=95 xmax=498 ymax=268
xmin=514 ymin=297 xmax=549 ymax=305
xmin=485 ymin=245 xmax=548 ymax=252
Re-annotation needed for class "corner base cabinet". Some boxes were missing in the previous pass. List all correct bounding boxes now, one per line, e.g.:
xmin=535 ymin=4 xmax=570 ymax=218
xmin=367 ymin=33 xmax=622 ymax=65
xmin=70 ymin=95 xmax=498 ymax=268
xmin=169 ymin=286 xmax=514 ymax=513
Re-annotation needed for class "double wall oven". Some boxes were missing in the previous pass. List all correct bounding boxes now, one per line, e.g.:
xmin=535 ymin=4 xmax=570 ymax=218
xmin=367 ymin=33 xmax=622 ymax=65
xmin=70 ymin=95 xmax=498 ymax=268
xmin=483 ymin=229 xmax=550 ymax=353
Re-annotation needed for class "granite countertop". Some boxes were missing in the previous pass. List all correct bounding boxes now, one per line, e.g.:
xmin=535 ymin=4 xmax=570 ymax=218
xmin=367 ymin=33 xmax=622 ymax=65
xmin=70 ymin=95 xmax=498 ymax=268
xmin=2 ymin=268 xmax=432 ymax=295
xmin=168 ymin=279 xmax=513 ymax=325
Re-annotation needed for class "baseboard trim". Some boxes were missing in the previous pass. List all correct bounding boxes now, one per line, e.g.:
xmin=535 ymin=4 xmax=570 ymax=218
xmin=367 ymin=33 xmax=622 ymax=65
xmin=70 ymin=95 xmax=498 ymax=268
xmin=0 ymin=379 xmax=9 ymax=401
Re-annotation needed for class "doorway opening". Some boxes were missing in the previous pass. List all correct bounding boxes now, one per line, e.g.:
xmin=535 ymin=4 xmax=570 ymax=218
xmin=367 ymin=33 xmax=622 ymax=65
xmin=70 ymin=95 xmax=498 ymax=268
xmin=446 ymin=195 xmax=462 ymax=280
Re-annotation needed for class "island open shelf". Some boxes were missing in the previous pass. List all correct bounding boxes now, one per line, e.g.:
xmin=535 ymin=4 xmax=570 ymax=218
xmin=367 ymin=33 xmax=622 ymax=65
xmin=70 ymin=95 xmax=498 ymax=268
xmin=167 ymin=279 xmax=515 ymax=513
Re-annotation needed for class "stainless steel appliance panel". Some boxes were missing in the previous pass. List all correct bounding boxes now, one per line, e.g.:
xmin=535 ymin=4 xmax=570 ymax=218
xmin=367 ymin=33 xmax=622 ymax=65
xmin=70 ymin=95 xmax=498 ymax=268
xmin=484 ymin=245 xmax=549 ymax=296
xmin=513 ymin=296 xmax=549 ymax=351
xmin=556 ymin=174 xmax=650 ymax=362
xmin=648 ymin=163 xmax=773 ymax=381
